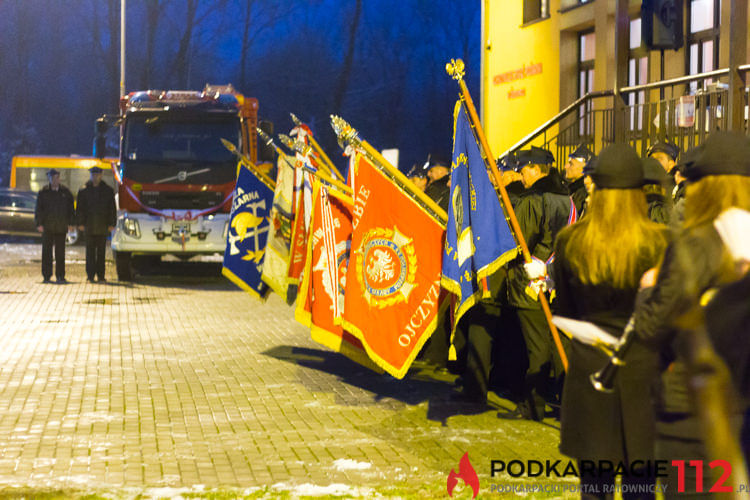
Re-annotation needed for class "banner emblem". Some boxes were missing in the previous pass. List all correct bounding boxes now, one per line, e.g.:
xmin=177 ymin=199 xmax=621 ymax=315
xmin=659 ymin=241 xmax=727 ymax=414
xmin=356 ymin=226 xmax=417 ymax=307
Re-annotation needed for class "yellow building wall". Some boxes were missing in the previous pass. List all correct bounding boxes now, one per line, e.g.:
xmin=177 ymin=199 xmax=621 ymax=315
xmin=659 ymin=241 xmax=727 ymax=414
xmin=483 ymin=0 xmax=561 ymax=157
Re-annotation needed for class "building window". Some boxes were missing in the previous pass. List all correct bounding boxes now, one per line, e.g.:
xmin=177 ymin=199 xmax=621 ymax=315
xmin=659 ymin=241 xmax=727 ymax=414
xmin=628 ymin=18 xmax=648 ymax=131
xmin=523 ymin=0 xmax=549 ymax=24
xmin=578 ymin=30 xmax=595 ymax=136
xmin=578 ymin=30 xmax=595 ymax=98
xmin=687 ymin=0 xmax=719 ymax=92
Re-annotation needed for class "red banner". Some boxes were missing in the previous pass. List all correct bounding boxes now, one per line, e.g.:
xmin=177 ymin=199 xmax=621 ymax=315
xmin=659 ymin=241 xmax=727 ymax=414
xmin=342 ymin=154 xmax=445 ymax=378
xmin=296 ymin=181 xmax=378 ymax=371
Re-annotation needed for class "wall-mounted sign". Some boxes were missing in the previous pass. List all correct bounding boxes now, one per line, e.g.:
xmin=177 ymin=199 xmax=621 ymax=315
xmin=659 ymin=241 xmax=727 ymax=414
xmin=492 ymin=62 xmax=543 ymax=86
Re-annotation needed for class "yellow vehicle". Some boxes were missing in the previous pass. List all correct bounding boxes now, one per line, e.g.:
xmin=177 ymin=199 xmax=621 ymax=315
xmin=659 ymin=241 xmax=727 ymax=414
xmin=10 ymin=155 xmax=116 ymax=195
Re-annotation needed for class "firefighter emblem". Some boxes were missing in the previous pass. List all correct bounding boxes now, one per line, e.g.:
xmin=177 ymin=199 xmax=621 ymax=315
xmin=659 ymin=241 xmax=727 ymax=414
xmin=355 ymin=226 xmax=417 ymax=308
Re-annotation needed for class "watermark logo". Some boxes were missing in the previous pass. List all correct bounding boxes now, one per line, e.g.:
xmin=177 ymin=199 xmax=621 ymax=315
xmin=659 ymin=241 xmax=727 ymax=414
xmin=447 ymin=452 xmax=479 ymax=498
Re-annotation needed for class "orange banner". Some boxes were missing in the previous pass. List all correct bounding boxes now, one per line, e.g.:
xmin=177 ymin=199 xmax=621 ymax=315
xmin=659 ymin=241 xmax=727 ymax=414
xmin=342 ymin=154 xmax=445 ymax=378
xmin=296 ymin=181 xmax=377 ymax=370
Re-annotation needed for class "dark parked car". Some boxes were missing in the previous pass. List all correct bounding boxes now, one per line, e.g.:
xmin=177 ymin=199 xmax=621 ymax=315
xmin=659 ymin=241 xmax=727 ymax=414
xmin=0 ymin=188 xmax=39 ymax=237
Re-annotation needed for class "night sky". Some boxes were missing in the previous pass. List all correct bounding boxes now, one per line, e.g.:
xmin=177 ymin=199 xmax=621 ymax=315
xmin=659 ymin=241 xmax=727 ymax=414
xmin=0 ymin=0 xmax=480 ymax=184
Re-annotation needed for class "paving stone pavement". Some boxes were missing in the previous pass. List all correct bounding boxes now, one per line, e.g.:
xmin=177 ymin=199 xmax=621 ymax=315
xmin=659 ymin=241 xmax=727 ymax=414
xmin=0 ymin=239 xmax=572 ymax=498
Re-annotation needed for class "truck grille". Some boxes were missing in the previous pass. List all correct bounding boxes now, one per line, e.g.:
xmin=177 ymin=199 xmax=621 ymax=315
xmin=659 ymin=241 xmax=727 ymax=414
xmin=140 ymin=190 xmax=225 ymax=210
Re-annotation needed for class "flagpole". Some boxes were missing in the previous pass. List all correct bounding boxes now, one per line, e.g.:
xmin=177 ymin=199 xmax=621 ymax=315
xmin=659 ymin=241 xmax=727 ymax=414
xmin=445 ymin=59 xmax=568 ymax=372
xmin=330 ymin=115 xmax=448 ymax=227
xmin=220 ymin=138 xmax=276 ymax=190
xmin=256 ymin=128 xmax=353 ymax=203
xmin=290 ymin=113 xmax=346 ymax=182
xmin=278 ymin=134 xmax=354 ymax=198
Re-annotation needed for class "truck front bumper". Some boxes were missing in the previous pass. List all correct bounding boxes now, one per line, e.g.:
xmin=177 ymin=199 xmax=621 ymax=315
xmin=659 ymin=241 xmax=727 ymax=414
xmin=111 ymin=211 xmax=228 ymax=255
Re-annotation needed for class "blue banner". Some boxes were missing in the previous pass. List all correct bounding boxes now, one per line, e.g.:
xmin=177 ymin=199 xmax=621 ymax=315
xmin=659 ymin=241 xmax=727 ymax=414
xmin=442 ymin=102 xmax=517 ymax=327
xmin=222 ymin=163 xmax=275 ymax=299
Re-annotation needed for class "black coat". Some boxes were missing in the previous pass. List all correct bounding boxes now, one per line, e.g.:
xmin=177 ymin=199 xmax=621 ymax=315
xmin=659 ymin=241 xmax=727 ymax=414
xmin=35 ymin=185 xmax=75 ymax=234
xmin=505 ymin=180 xmax=525 ymax=208
xmin=634 ymin=223 xmax=736 ymax=437
xmin=76 ymin=181 xmax=116 ymax=235
xmin=552 ymin=228 xmax=664 ymax=462
xmin=646 ymin=192 xmax=671 ymax=225
xmin=424 ymin=175 xmax=450 ymax=212
xmin=507 ymin=171 xmax=571 ymax=309
xmin=567 ymin=176 xmax=587 ymax=217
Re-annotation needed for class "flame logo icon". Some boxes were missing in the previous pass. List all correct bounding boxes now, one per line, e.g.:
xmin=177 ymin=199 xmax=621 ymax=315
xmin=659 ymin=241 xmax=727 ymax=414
xmin=447 ymin=452 xmax=479 ymax=498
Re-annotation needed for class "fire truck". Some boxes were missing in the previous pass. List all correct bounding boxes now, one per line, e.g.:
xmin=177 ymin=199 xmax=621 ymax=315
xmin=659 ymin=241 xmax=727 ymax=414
xmin=94 ymin=84 xmax=270 ymax=280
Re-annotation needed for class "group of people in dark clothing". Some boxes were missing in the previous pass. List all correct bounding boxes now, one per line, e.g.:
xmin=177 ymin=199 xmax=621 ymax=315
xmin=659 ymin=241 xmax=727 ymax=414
xmin=412 ymin=131 xmax=749 ymax=498
xmin=34 ymin=166 xmax=116 ymax=283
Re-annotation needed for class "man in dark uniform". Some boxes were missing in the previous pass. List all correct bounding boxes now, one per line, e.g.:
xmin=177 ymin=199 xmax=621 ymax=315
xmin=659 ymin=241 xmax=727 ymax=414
xmin=642 ymin=157 xmax=672 ymax=224
xmin=406 ymin=164 xmax=428 ymax=192
xmin=564 ymin=144 xmax=592 ymax=216
xmin=646 ymin=139 xmax=680 ymax=193
xmin=423 ymin=154 xmax=451 ymax=212
xmin=498 ymin=154 xmax=525 ymax=207
xmin=35 ymin=169 xmax=75 ymax=283
xmin=76 ymin=166 xmax=117 ymax=282
xmin=506 ymin=146 xmax=572 ymax=420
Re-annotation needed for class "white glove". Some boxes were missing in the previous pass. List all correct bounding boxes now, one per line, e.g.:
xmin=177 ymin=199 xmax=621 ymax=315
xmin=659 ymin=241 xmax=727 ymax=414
xmin=523 ymin=259 xmax=547 ymax=280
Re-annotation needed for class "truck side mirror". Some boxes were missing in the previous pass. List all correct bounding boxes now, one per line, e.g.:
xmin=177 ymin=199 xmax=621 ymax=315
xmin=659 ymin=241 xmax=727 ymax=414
xmin=258 ymin=120 xmax=276 ymax=163
xmin=93 ymin=135 xmax=107 ymax=159
xmin=93 ymin=117 xmax=109 ymax=159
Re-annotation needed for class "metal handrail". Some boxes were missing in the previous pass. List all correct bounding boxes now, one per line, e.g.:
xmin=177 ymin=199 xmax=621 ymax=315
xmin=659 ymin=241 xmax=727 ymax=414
xmin=620 ymin=68 xmax=730 ymax=93
xmin=501 ymin=67 xmax=740 ymax=158
xmin=499 ymin=90 xmax=612 ymax=158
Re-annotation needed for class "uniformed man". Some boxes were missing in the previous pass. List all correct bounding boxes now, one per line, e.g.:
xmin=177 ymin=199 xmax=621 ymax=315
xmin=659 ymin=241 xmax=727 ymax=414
xmin=498 ymin=154 xmax=525 ymax=207
xmin=506 ymin=146 xmax=572 ymax=420
xmin=423 ymin=154 xmax=451 ymax=212
xmin=407 ymin=163 xmax=428 ymax=192
xmin=564 ymin=144 xmax=593 ymax=216
xmin=76 ymin=166 xmax=117 ymax=282
xmin=642 ymin=157 xmax=672 ymax=224
xmin=646 ymin=140 xmax=680 ymax=193
xmin=35 ymin=169 xmax=75 ymax=283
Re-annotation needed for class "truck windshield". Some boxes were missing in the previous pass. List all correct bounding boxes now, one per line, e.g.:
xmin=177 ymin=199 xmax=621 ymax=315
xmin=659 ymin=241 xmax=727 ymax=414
xmin=122 ymin=112 xmax=240 ymax=184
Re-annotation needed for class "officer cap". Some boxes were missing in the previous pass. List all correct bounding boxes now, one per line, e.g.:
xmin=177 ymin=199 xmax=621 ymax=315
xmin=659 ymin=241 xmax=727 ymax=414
xmin=568 ymin=144 xmax=594 ymax=163
xmin=407 ymin=163 xmax=427 ymax=178
xmin=497 ymin=153 xmax=518 ymax=172
xmin=514 ymin=146 xmax=554 ymax=171
xmin=642 ymin=157 xmax=668 ymax=185
xmin=647 ymin=140 xmax=680 ymax=161
xmin=422 ymin=153 xmax=451 ymax=171
xmin=47 ymin=168 xmax=60 ymax=177
xmin=680 ymin=131 xmax=750 ymax=181
xmin=89 ymin=166 xmax=103 ymax=173
xmin=589 ymin=144 xmax=644 ymax=188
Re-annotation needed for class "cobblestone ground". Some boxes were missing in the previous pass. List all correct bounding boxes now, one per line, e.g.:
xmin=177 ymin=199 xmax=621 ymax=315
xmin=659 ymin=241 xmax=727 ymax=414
xmin=0 ymin=238 xmax=573 ymax=499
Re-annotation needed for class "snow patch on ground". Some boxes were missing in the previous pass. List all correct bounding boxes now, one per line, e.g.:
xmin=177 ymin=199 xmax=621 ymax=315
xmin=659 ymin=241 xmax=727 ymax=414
xmin=332 ymin=458 xmax=373 ymax=471
xmin=273 ymin=481 xmax=376 ymax=497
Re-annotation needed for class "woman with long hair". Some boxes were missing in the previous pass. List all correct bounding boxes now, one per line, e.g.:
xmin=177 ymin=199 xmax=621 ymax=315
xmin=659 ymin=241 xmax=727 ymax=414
xmin=552 ymin=144 xmax=670 ymax=498
xmin=633 ymin=131 xmax=750 ymax=498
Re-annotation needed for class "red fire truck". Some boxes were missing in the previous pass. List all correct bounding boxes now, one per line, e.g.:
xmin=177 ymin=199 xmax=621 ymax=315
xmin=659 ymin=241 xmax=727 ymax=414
xmin=94 ymin=84 xmax=269 ymax=280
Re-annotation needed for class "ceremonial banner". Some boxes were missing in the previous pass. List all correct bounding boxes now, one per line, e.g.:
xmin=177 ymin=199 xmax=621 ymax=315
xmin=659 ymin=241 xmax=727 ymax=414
xmin=442 ymin=102 xmax=517 ymax=327
xmin=287 ymin=153 xmax=315 ymax=285
xmin=222 ymin=163 xmax=275 ymax=299
xmin=342 ymin=153 xmax=445 ymax=378
xmin=261 ymin=153 xmax=295 ymax=297
xmin=296 ymin=181 xmax=377 ymax=369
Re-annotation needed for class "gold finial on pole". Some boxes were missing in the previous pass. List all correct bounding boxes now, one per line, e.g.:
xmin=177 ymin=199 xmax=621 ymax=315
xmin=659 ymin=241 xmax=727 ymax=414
xmin=445 ymin=58 xmax=465 ymax=81
xmin=330 ymin=115 xmax=359 ymax=146
xmin=279 ymin=133 xmax=313 ymax=158
xmin=290 ymin=112 xmax=301 ymax=126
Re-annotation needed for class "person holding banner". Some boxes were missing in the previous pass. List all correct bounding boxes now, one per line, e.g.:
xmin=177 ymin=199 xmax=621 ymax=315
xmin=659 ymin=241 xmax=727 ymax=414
xmin=551 ymin=144 xmax=669 ymax=495
xmin=506 ymin=146 xmax=571 ymax=421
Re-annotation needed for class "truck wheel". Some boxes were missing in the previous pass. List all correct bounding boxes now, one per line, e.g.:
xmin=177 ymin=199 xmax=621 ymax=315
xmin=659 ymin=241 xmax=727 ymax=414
xmin=114 ymin=251 xmax=133 ymax=281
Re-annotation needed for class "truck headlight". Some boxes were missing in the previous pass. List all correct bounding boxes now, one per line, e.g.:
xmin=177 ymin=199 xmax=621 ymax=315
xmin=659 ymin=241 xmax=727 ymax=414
xmin=122 ymin=217 xmax=141 ymax=238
